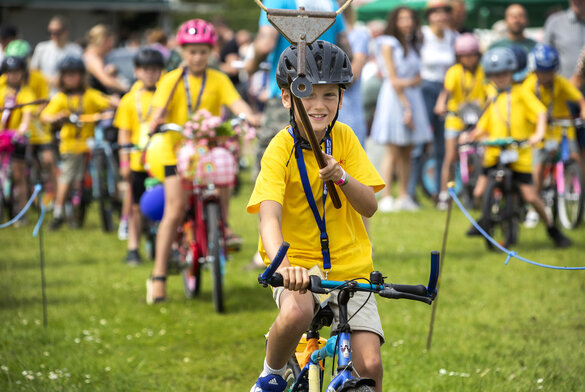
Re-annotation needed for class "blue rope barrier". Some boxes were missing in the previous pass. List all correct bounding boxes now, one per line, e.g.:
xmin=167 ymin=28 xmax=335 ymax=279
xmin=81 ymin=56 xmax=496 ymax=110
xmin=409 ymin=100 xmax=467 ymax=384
xmin=0 ymin=184 xmax=45 ymax=235
xmin=447 ymin=186 xmax=585 ymax=270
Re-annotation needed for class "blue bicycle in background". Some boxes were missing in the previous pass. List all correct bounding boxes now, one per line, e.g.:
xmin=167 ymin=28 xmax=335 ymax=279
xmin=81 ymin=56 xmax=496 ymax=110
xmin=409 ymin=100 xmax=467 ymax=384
xmin=258 ymin=243 xmax=439 ymax=392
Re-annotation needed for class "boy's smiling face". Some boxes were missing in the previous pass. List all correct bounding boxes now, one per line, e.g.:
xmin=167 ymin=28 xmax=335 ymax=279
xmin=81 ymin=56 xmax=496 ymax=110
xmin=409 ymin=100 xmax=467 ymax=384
xmin=282 ymin=84 xmax=343 ymax=141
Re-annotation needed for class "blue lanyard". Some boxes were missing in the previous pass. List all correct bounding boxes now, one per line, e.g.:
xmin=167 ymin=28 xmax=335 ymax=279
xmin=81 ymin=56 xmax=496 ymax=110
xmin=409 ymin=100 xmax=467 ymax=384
xmin=184 ymin=69 xmax=206 ymax=117
xmin=288 ymin=127 xmax=332 ymax=271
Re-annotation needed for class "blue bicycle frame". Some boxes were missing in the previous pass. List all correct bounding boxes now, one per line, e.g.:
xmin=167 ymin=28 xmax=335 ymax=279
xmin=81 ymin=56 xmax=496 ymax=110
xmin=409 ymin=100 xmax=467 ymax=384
xmin=259 ymin=242 xmax=439 ymax=391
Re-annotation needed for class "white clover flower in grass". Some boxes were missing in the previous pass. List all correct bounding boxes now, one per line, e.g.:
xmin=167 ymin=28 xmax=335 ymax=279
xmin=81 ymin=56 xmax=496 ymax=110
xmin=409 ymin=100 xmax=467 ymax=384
xmin=48 ymin=372 xmax=58 ymax=380
xmin=100 ymin=319 xmax=107 ymax=326
xmin=105 ymin=367 xmax=111 ymax=372
xmin=1 ymin=365 xmax=8 ymax=372
xmin=183 ymin=357 xmax=190 ymax=363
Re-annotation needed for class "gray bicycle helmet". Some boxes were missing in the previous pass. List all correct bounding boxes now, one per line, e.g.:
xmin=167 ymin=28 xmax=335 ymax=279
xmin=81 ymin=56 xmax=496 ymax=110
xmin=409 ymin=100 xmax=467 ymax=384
xmin=482 ymin=47 xmax=517 ymax=75
xmin=276 ymin=40 xmax=353 ymax=91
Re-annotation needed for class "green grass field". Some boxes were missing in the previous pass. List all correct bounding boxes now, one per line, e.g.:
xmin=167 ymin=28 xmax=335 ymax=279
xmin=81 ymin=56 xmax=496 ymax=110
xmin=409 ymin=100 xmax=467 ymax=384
xmin=1 ymin=177 xmax=584 ymax=391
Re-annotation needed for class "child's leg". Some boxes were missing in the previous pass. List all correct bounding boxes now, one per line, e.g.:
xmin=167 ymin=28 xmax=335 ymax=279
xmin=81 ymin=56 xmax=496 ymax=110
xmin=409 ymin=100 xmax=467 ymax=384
xmin=473 ymin=174 xmax=487 ymax=202
xmin=151 ymin=172 xmax=187 ymax=298
xmin=440 ymin=136 xmax=458 ymax=194
xmin=351 ymin=331 xmax=382 ymax=392
xmin=518 ymin=183 xmax=552 ymax=227
xmin=380 ymin=144 xmax=396 ymax=198
xmin=397 ymin=145 xmax=413 ymax=199
xmin=265 ymin=289 xmax=315 ymax=371
xmin=11 ymin=159 xmax=27 ymax=212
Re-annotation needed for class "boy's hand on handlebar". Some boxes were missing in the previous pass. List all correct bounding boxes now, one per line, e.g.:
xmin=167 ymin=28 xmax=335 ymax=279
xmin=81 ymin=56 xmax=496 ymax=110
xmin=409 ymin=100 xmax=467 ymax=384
xmin=278 ymin=266 xmax=310 ymax=293
xmin=529 ymin=134 xmax=543 ymax=146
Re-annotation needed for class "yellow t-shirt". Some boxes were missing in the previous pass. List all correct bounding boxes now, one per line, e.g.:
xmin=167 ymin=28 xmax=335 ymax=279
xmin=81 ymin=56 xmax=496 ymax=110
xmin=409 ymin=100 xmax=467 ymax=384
xmin=0 ymin=70 xmax=51 ymax=144
xmin=148 ymin=67 xmax=241 ymax=167
xmin=41 ymin=89 xmax=110 ymax=154
xmin=522 ymin=73 xmax=583 ymax=142
xmin=477 ymin=85 xmax=547 ymax=173
xmin=0 ymin=84 xmax=36 ymax=130
xmin=444 ymin=64 xmax=487 ymax=132
xmin=113 ymin=81 xmax=154 ymax=172
xmin=246 ymin=122 xmax=385 ymax=281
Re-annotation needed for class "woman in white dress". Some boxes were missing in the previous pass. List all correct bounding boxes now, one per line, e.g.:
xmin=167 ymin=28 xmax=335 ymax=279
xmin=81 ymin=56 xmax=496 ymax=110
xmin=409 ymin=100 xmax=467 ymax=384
xmin=371 ymin=7 xmax=431 ymax=212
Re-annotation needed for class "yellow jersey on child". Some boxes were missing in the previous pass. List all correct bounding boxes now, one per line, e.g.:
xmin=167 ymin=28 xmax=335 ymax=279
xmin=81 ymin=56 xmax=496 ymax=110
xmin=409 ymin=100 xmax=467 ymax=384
xmin=148 ymin=67 xmax=241 ymax=167
xmin=113 ymin=81 xmax=154 ymax=172
xmin=477 ymin=84 xmax=547 ymax=173
xmin=41 ymin=88 xmax=110 ymax=154
xmin=247 ymin=122 xmax=385 ymax=281
xmin=522 ymin=73 xmax=584 ymax=142
xmin=444 ymin=64 xmax=487 ymax=132
xmin=0 ymin=84 xmax=36 ymax=130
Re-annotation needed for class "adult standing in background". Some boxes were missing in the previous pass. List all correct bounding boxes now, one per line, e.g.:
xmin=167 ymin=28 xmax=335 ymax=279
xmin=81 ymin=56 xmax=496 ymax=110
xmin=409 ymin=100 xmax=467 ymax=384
xmin=544 ymin=0 xmax=585 ymax=80
xmin=408 ymin=0 xmax=456 ymax=205
xmin=83 ymin=24 xmax=129 ymax=95
xmin=0 ymin=25 xmax=17 ymax=63
xmin=450 ymin=0 xmax=473 ymax=34
xmin=545 ymin=0 xmax=585 ymax=185
xmin=244 ymin=0 xmax=348 ymax=179
xmin=372 ymin=7 xmax=431 ymax=212
xmin=30 ymin=16 xmax=83 ymax=97
xmin=489 ymin=4 xmax=537 ymax=52
xmin=337 ymin=3 xmax=369 ymax=146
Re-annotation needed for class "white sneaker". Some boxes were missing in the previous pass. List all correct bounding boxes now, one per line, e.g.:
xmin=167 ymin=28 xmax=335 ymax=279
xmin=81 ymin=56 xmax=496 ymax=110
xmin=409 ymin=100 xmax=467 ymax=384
xmin=397 ymin=196 xmax=420 ymax=211
xmin=524 ymin=209 xmax=539 ymax=229
xmin=378 ymin=196 xmax=396 ymax=213
xmin=118 ymin=219 xmax=129 ymax=240
xmin=436 ymin=191 xmax=449 ymax=211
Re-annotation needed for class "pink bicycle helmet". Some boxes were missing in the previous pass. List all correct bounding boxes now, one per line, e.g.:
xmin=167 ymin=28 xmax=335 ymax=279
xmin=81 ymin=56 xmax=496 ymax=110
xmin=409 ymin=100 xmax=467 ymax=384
xmin=176 ymin=19 xmax=217 ymax=46
xmin=454 ymin=33 xmax=480 ymax=56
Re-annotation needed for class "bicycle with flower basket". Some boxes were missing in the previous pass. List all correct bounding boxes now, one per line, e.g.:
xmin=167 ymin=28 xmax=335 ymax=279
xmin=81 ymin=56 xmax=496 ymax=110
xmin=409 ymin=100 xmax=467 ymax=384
xmin=168 ymin=109 xmax=255 ymax=312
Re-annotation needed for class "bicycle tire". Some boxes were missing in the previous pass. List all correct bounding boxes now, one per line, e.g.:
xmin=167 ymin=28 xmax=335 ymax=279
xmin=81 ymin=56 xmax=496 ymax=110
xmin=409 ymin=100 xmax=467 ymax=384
xmin=461 ymin=153 xmax=482 ymax=209
xmin=557 ymin=160 xmax=584 ymax=229
xmin=482 ymin=178 xmax=518 ymax=250
xmin=205 ymin=201 xmax=224 ymax=313
xmin=286 ymin=356 xmax=308 ymax=392
xmin=94 ymin=150 xmax=114 ymax=232
xmin=339 ymin=386 xmax=376 ymax=392
xmin=143 ymin=219 xmax=157 ymax=261
xmin=71 ymin=186 xmax=88 ymax=229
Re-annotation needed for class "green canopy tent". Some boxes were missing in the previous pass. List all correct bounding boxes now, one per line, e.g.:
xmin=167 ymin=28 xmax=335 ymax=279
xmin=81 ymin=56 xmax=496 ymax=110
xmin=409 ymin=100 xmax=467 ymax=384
xmin=356 ymin=0 xmax=567 ymax=29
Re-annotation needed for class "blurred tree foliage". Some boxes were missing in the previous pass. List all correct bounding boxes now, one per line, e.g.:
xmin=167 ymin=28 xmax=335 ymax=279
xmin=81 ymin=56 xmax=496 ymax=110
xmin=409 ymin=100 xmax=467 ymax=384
xmin=178 ymin=0 xmax=262 ymax=32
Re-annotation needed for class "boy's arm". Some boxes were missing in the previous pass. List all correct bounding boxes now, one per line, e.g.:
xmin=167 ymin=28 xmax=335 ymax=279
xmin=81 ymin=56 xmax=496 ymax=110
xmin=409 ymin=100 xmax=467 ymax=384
xmin=529 ymin=112 xmax=547 ymax=146
xmin=18 ymin=111 xmax=32 ymax=136
xmin=434 ymin=88 xmax=450 ymax=116
xmin=319 ymin=153 xmax=377 ymax=218
xmin=259 ymin=200 xmax=310 ymax=292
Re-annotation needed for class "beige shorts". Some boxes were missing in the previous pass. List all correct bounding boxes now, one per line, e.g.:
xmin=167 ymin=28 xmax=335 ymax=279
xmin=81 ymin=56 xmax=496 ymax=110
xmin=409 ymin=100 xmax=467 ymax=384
xmin=272 ymin=287 xmax=385 ymax=343
xmin=59 ymin=153 xmax=87 ymax=184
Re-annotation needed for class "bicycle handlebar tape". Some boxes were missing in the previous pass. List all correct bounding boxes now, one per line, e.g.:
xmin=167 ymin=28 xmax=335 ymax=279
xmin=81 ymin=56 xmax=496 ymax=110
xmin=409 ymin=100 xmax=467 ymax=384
xmin=427 ymin=251 xmax=440 ymax=298
xmin=390 ymin=284 xmax=428 ymax=297
xmin=259 ymin=242 xmax=290 ymax=285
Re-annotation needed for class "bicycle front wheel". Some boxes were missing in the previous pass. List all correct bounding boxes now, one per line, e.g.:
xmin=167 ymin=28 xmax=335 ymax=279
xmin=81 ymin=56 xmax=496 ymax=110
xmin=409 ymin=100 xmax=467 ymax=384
xmin=482 ymin=179 xmax=518 ymax=250
xmin=93 ymin=150 xmax=114 ymax=232
xmin=205 ymin=201 xmax=224 ymax=313
xmin=557 ymin=160 xmax=584 ymax=229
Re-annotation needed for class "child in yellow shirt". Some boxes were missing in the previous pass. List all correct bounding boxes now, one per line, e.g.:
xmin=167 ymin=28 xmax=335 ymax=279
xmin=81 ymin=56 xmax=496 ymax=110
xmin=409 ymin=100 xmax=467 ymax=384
xmin=41 ymin=56 xmax=117 ymax=230
xmin=247 ymin=41 xmax=385 ymax=392
xmin=144 ymin=19 xmax=260 ymax=304
xmin=522 ymin=44 xmax=585 ymax=227
xmin=2 ymin=39 xmax=56 ymax=207
xmin=114 ymin=48 xmax=164 ymax=264
xmin=464 ymin=47 xmax=571 ymax=247
xmin=434 ymin=33 xmax=486 ymax=210
xmin=0 ymin=56 xmax=35 ymax=220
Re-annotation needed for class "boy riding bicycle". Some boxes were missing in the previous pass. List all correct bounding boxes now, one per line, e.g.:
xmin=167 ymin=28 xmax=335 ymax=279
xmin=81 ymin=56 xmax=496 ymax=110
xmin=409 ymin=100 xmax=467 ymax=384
xmin=114 ymin=47 xmax=165 ymax=265
xmin=0 ymin=56 xmax=35 ymax=221
xmin=247 ymin=41 xmax=386 ymax=392
xmin=463 ymin=47 xmax=571 ymax=247
xmin=521 ymin=44 xmax=585 ymax=227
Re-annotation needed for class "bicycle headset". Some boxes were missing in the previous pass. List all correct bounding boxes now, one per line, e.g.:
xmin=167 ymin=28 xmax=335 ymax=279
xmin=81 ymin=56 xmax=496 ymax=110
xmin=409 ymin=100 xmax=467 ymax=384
xmin=133 ymin=47 xmax=165 ymax=68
